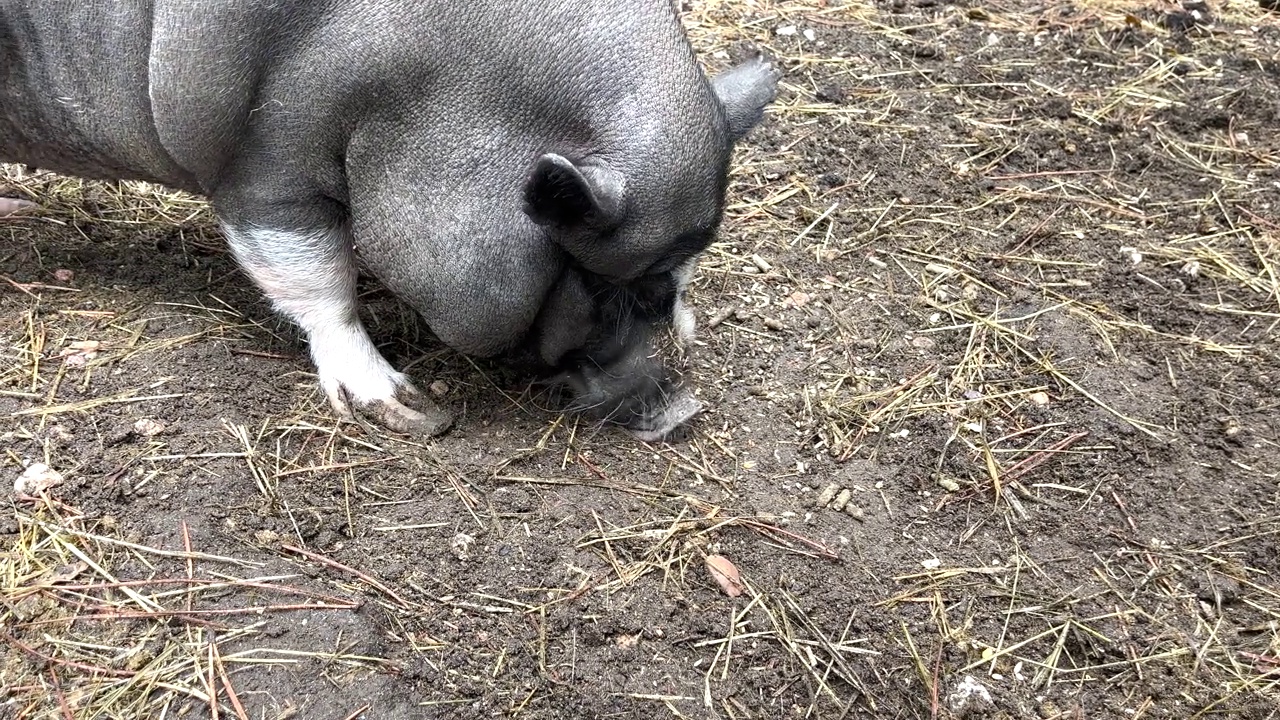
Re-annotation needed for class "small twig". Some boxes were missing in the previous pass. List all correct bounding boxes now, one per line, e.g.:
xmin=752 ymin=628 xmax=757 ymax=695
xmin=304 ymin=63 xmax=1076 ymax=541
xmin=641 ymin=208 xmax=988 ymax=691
xmin=342 ymin=705 xmax=372 ymax=720
xmin=1239 ymin=651 xmax=1280 ymax=675
xmin=182 ymin=520 xmax=195 ymax=613
xmin=1 ymin=631 xmax=137 ymax=677
xmin=282 ymin=544 xmax=414 ymax=610
xmin=577 ymin=454 xmax=615 ymax=484
xmin=2 ymin=275 xmax=81 ymax=296
xmin=790 ymin=201 xmax=839 ymax=246
xmin=227 ymin=347 xmax=294 ymax=360
xmin=1007 ymin=204 xmax=1065 ymax=255
xmin=210 ymin=634 xmax=250 ymax=720
xmin=29 ymin=517 xmax=264 ymax=567
xmin=206 ymin=637 xmax=220 ymax=720
xmin=44 ymin=576 xmax=355 ymax=605
xmin=1111 ymin=491 xmax=1138 ymax=533
xmin=931 ymin=641 xmax=943 ymax=719
xmin=20 ymin=601 xmax=363 ymax=628
xmin=1002 ymin=431 xmax=1089 ymax=482
xmin=48 ymin=667 xmax=74 ymax=720
xmin=738 ymin=519 xmax=840 ymax=560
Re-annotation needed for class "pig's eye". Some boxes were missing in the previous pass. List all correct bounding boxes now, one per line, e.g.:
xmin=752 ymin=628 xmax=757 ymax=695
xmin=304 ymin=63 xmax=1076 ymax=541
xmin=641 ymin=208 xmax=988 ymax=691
xmin=642 ymin=256 xmax=680 ymax=277
xmin=643 ymin=228 xmax=716 ymax=276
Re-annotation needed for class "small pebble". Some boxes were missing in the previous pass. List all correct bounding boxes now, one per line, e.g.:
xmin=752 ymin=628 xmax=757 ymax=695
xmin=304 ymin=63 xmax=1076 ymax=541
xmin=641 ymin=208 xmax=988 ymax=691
xmin=133 ymin=418 xmax=165 ymax=437
xmin=832 ymin=488 xmax=852 ymax=511
xmin=450 ymin=532 xmax=476 ymax=560
xmin=816 ymin=483 xmax=840 ymax=508
xmin=786 ymin=291 xmax=811 ymax=307
xmin=14 ymin=463 xmax=64 ymax=495
xmin=707 ymin=307 xmax=735 ymax=329
xmin=845 ymin=505 xmax=865 ymax=521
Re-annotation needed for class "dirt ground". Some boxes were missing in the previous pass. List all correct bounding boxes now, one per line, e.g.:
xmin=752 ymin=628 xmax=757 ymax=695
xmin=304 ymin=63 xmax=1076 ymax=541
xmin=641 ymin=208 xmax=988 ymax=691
xmin=3 ymin=1 xmax=1279 ymax=718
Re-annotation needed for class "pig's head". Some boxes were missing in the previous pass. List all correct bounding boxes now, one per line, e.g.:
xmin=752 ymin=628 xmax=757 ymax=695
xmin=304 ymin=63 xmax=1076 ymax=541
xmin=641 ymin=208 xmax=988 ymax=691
xmin=344 ymin=45 xmax=781 ymax=442
xmin=517 ymin=54 xmax=783 ymax=441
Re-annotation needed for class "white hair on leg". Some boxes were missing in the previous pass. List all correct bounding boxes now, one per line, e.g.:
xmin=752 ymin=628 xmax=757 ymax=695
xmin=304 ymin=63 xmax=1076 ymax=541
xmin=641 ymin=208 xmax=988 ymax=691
xmin=222 ymin=222 xmax=449 ymax=434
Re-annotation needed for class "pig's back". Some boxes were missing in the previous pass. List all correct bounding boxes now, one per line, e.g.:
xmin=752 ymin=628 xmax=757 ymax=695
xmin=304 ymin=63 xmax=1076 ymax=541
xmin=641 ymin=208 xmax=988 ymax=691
xmin=0 ymin=0 xmax=196 ymax=190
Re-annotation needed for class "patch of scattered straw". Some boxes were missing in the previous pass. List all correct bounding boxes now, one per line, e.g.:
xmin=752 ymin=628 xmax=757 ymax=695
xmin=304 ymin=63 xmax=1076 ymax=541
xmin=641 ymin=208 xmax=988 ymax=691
xmin=1 ymin=498 xmax=393 ymax=719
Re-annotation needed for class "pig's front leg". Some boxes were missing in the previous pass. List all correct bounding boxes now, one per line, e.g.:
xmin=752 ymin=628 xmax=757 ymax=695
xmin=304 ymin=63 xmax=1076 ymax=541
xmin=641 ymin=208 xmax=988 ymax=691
xmin=221 ymin=222 xmax=453 ymax=436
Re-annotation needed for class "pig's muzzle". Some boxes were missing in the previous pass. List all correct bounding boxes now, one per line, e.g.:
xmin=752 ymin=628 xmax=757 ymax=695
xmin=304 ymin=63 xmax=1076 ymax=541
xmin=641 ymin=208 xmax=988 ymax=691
xmin=556 ymin=341 xmax=702 ymax=442
xmin=627 ymin=388 xmax=702 ymax=442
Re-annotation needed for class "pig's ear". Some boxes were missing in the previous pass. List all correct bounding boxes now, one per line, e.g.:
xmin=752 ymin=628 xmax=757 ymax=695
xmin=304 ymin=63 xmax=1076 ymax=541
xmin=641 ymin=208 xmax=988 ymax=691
xmin=524 ymin=154 xmax=625 ymax=229
xmin=712 ymin=53 xmax=783 ymax=141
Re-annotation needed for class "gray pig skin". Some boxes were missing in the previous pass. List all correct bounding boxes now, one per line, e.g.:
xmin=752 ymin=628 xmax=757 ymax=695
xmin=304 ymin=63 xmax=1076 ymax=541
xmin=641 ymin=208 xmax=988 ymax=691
xmin=0 ymin=0 xmax=781 ymax=440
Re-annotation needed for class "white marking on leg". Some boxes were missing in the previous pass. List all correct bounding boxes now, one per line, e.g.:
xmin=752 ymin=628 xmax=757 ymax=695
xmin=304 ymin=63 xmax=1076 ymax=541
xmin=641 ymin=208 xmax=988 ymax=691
xmin=222 ymin=223 xmax=408 ymax=413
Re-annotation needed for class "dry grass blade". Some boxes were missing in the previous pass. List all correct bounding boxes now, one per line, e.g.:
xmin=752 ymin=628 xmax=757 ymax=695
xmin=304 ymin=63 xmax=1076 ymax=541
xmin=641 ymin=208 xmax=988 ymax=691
xmin=1 ymin=503 xmax=392 ymax=718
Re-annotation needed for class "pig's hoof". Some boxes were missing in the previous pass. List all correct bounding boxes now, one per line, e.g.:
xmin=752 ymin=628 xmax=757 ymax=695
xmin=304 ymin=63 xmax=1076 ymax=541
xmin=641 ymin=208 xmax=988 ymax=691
xmin=331 ymin=382 xmax=453 ymax=437
xmin=361 ymin=395 xmax=454 ymax=437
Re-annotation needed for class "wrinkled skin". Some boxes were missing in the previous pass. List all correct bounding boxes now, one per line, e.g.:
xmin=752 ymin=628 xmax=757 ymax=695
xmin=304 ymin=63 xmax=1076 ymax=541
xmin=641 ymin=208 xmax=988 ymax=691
xmin=0 ymin=0 xmax=781 ymax=440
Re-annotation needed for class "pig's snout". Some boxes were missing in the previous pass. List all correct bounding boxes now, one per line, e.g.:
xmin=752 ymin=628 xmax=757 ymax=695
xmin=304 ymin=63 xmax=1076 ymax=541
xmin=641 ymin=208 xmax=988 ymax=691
xmin=628 ymin=388 xmax=702 ymax=443
xmin=559 ymin=346 xmax=702 ymax=442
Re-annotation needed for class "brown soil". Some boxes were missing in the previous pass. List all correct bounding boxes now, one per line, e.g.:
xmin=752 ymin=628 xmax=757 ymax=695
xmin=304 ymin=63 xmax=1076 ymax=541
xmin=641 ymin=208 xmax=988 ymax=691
xmin=3 ymin=2 xmax=1279 ymax=719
